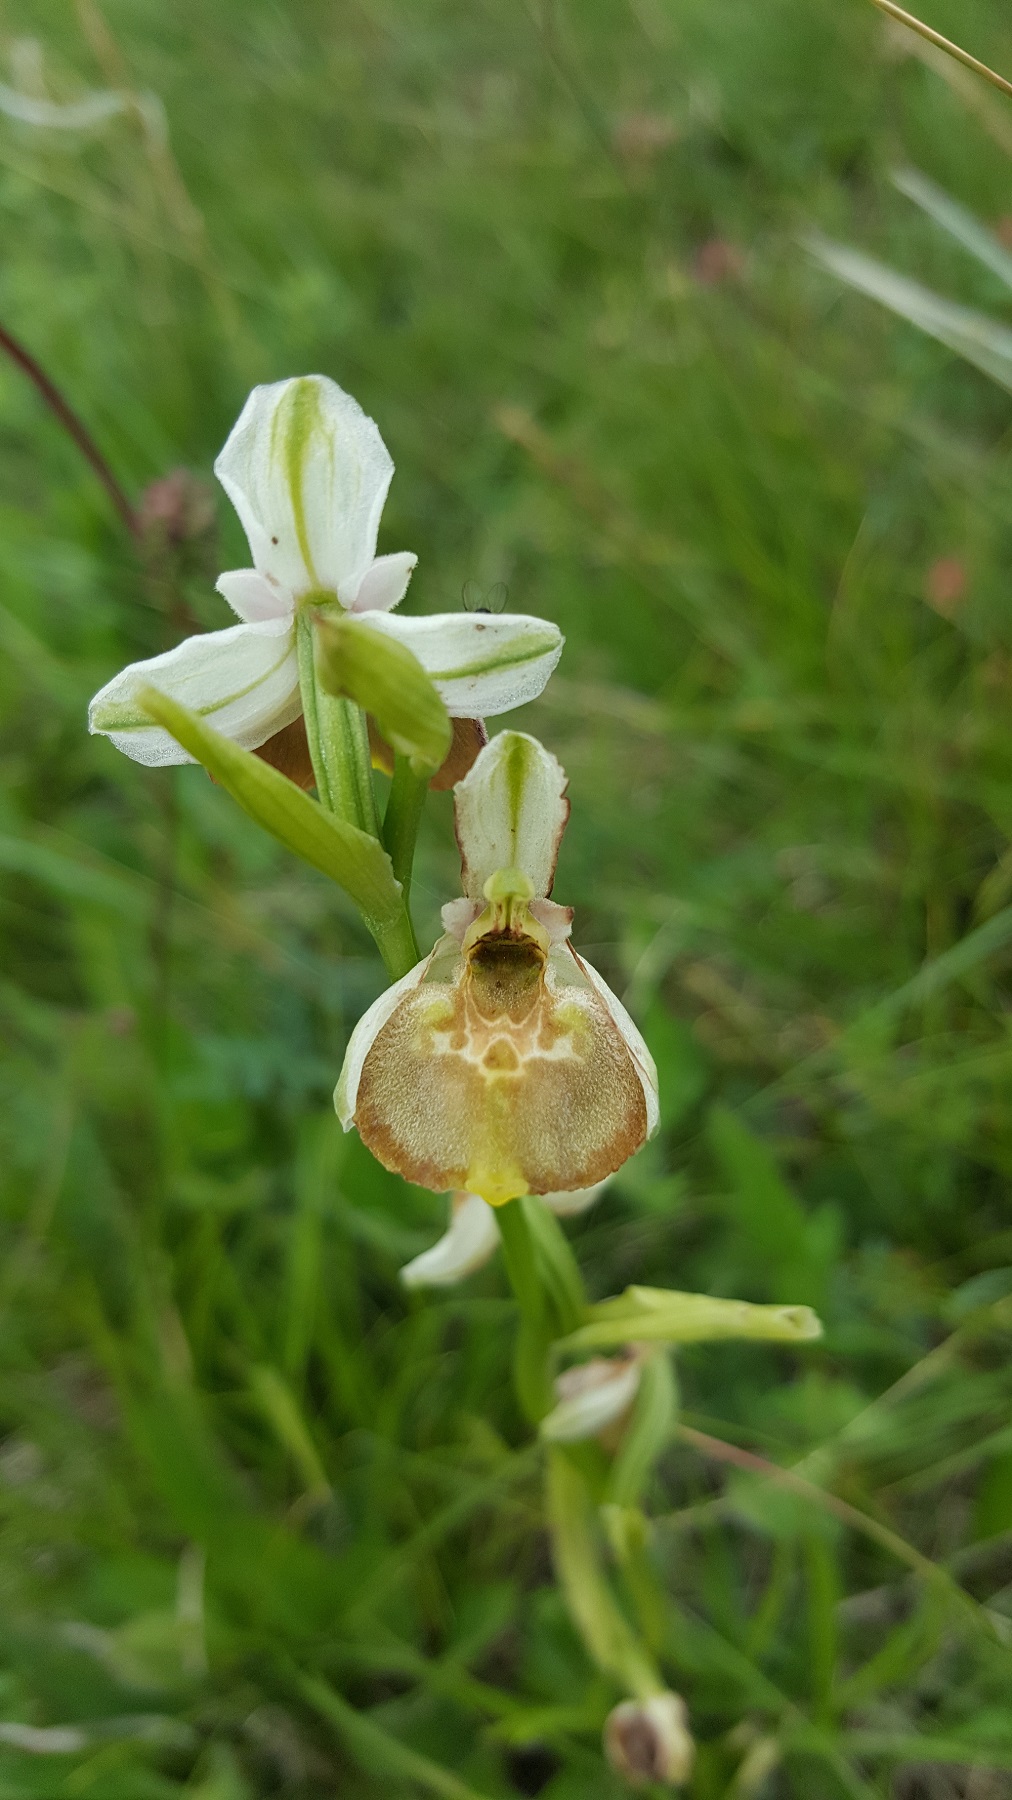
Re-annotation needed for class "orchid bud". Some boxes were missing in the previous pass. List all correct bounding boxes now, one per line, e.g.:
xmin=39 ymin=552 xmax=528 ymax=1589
xmin=603 ymin=1693 xmax=695 ymax=1788
xmin=540 ymin=1352 xmax=642 ymax=1443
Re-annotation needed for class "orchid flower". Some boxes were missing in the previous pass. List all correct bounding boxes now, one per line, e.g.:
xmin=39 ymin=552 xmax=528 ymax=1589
xmin=88 ymin=376 xmax=563 ymax=770
xmin=336 ymin=730 xmax=659 ymax=1205
xmin=540 ymin=1348 xmax=643 ymax=1443
xmin=400 ymin=1179 xmax=608 ymax=1288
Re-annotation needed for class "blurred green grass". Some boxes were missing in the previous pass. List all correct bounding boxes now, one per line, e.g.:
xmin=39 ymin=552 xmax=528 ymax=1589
xmin=2 ymin=0 xmax=1012 ymax=1794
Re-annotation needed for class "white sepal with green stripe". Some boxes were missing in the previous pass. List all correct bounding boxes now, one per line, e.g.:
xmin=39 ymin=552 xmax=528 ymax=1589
xmin=352 ymin=610 xmax=563 ymax=719
xmin=88 ymin=618 xmax=301 ymax=768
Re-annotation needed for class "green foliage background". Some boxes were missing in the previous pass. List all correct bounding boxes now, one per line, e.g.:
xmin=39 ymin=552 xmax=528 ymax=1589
xmin=1 ymin=0 xmax=1012 ymax=1793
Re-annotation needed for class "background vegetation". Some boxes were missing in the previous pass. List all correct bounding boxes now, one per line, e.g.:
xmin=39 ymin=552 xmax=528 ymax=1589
xmin=1 ymin=0 xmax=1012 ymax=1793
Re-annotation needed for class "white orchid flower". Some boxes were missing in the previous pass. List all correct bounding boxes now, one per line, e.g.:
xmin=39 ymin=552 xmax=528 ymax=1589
xmin=540 ymin=1349 xmax=643 ymax=1443
xmin=336 ymin=730 xmax=659 ymax=1205
xmin=88 ymin=376 xmax=563 ymax=769
xmin=400 ymin=1180 xmax=608 ymax=1288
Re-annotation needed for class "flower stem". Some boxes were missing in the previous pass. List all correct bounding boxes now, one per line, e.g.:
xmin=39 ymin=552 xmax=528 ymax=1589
xmin=296 ymin=611 xmax=380 ymax=837
xmin=295 ymin=611 xmax=419 ymax=977
xmin=371 ymin=908 xmax=421 ymax=983
xmin=497 ymin=1199 xmax=554 ymax=1423
xmin=0 ymin=318 xmax=138 ymax=537
xmin=382 ymin=754 xmax=428 ymax=904
xmin=497 ymin=1197 xmax=588 ymax=1423
xmin=546 ymin=1446 xmax=664 ymax=1702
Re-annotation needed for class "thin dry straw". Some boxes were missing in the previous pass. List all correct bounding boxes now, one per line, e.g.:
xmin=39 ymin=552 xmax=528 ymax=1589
xmin=867 ymin=0 xmax=1012 ymax=101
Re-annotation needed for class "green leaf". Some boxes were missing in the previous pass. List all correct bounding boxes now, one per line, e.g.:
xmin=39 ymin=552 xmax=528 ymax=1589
xmin=136 ymin=686 xmax=406 ymax=939
xmin=559 ymin=1285 xmax=822 ymax=1353
xmin=315 ymin=610 xmax=452 ymax=775
xmin=605 ymin=1351 xmax=678 ymax=1509
xmin=893 ymin=167 xmax=1012 ymax=293
xmin=807 ymin=232 xmax=1012 ymax=394
xmin=708 ymin=1104 xmax=834 ymax=1308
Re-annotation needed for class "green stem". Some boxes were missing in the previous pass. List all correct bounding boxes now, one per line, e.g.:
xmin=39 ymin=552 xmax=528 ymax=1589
xmin=383 ymin=754 xmax=429 ymax=905
xmin=296 ymin=610 xmax=380 ymax=836
xmin=295 ymin=611 xmax=418 ymax=977
xmin=497 ymin=1196 xmax=588 ymax=1422
xmin=372 ymin=909 xmax=421 ymax=982
xmin=546 ymin=1447 xmax=664 ymax=1702
xmin=497 ymin=1198 xmax=554 ymax=1424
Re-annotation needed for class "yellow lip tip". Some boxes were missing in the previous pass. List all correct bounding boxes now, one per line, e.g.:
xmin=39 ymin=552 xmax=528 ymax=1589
xmin=467 ymin=1164 xmax=527 ymax=1207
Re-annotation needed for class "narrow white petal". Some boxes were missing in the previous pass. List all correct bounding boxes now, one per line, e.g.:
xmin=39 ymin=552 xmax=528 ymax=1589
xmin=351 ymin=551 xmax=417 ymax=614
xmin=453 ymin=730 xmax=569 ymax=900
xmin=334 ymin=952 xmax=432 ymax=1127
xmin=529 ymin=898 xmax=574 ymax=944
xmin=541 ymin=1355 xmax=641 ymax=1442
xmin=216 ymin=567 xmax=292 ymax=624
xmin=400 ymin=1192 xmax=501 ymax=1287
xmin=568 ymin=948 xmax=660 ymax=1138
xmin=441 ymin=897 xmax=480 ymax=942
xmin=214 ymin=376 xmax=394 ymax=604
xmin=356 ymin=612 xmax=563 ymax=717
xmin=88 ymin=620 xmax=300 ymax=768
xmin=544 ymin=1178 xmax=609 ymax=1218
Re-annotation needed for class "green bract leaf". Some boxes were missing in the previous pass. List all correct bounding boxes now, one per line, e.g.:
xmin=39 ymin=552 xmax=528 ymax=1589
xmin=559 ymin=1285 xmax=822 ymax=1353
xmin=314 ymin=611 xmax=451 ymax=776
xmin=605 ymin=1351 xmax=678 ymax=1509
xmin=136 ymin=686 xmax=405 ymax=935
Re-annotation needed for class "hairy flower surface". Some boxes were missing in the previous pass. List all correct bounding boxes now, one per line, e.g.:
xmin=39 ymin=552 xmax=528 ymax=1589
xmin=336 ymin=731 xmax=658 ymax=1204
xmin=89 ymin=376 xmax=563 ymax=767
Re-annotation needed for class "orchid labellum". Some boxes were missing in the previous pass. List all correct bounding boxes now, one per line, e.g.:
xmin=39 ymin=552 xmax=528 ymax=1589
xmin=336 ymin=731 xmax=659 ymax=1205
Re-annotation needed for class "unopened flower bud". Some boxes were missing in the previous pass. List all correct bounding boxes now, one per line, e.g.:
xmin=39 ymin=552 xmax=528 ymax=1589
xmin=540 ymin=1351 xmax=641 ymax=1443
xmin=604 ymin=1693 xmax=694 ymax=1789
xmin=137 ymin=468 xmax=216 ymax=550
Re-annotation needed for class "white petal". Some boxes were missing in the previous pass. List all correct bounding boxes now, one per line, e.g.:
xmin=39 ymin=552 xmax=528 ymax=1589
xmin=441 ymin=897 xmax=480 ymax=942
xmin=454 ymin=730 xmax=569 ymax=900
xmin=530 ymin=898 xmax=574 ymax=944
xmin=544 ymin=1178 xmax=609 ymax=1218
xmin=541 ymin=1355 xmax=642 ymax=1442
xmin=350 ymin=551 xmax=417 ymax=613
xmin=216 ymin=567 xmax=292 ymax=623
xmin=334 ymin=951 xmax=433 ymax=1128
xmin=214 ymin=376 xmax=394 ymax=604
xmin=400 ymin=1192 xmax=501 ymax=1288
xmin=355 ymin=612 xmax=563 ymax=717
xmin=568 ymin=948 xmax=660 ymax=1138
xmin=88 ymin=620 xmax=300 ymax=768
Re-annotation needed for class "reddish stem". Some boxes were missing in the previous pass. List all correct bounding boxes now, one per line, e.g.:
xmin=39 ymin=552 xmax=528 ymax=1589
xmin=0 ymin=320 xmax=137 ymax=537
